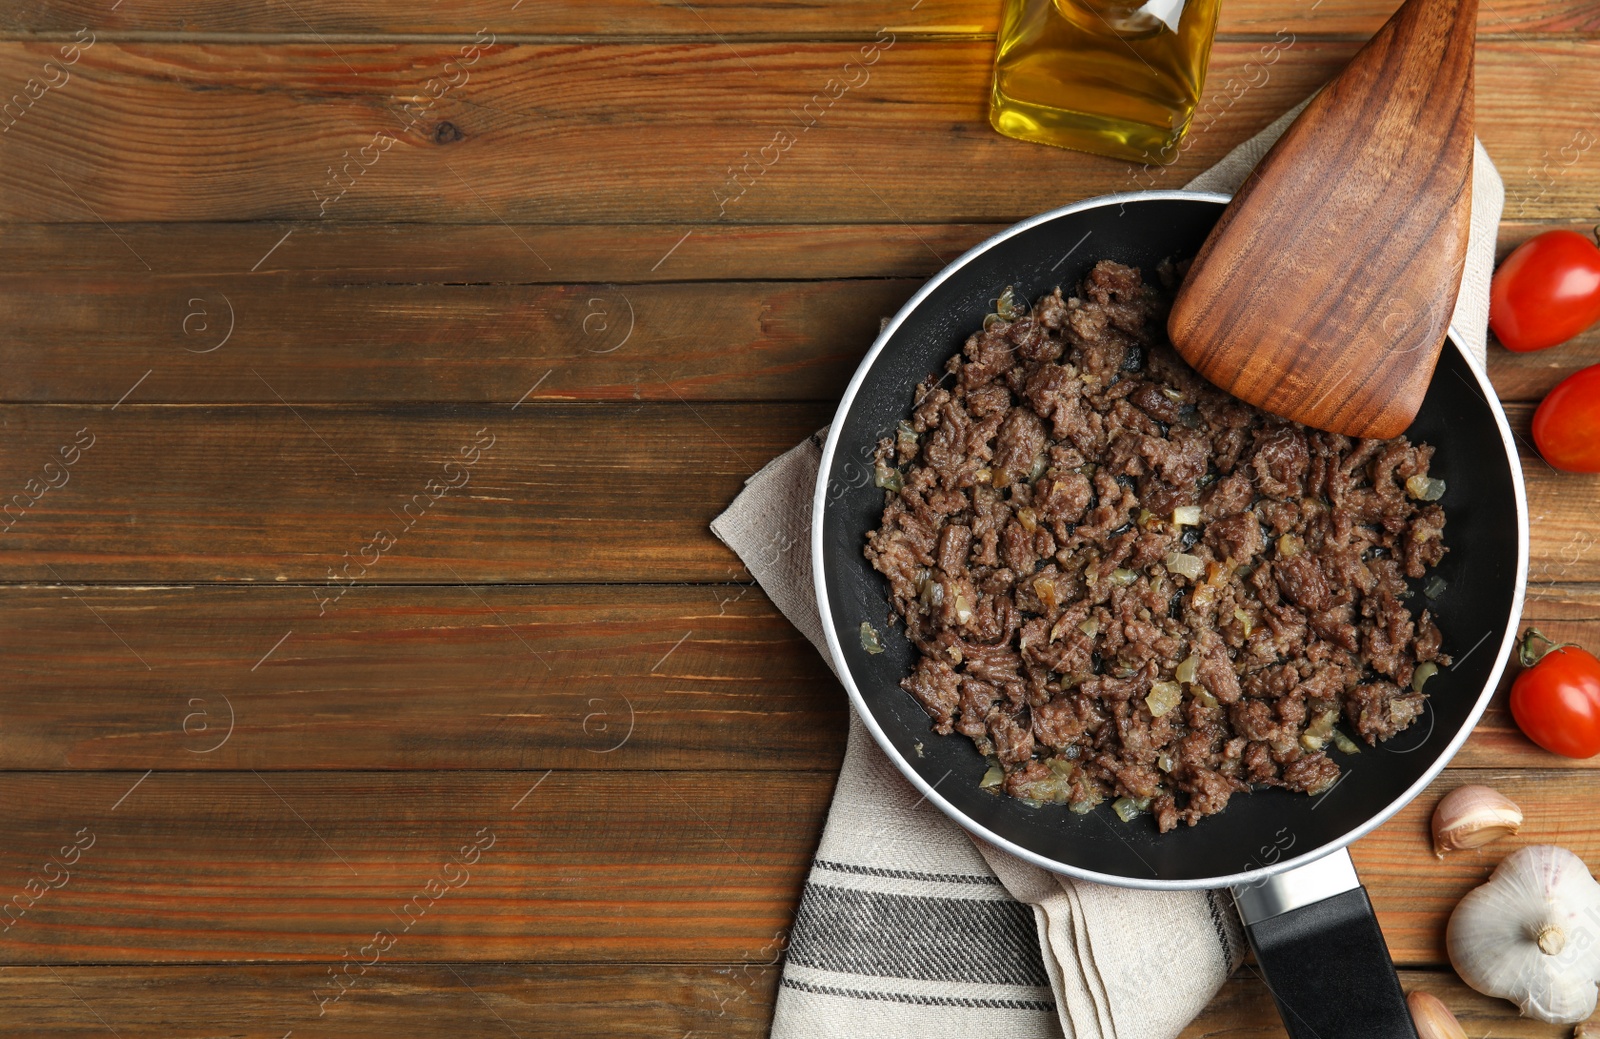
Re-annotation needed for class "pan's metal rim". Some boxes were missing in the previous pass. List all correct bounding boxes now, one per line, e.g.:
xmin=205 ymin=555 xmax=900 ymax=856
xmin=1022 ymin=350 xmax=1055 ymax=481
xmin=811 ymin=189 xmax=1531 ymax=891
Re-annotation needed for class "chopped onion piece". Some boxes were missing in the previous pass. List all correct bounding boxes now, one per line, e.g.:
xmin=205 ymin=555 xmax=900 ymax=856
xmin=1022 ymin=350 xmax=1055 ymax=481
xmin=1068 ymin=794 xmax=1102 ymax=815
xmin=1172 ymin=505 xmax=1202 ymax=528
xmin=1110 ymin=568 xmax=1139 ymax=587
xmin=1193 ymin=686 xmax=1220 ymax=708
xmin=1331 ymin=729 xmax=1362 ymax=755
xmin=1300 ymin=708 xmax=1338 ymax=751
xmin=1160 ymin=386 xmax=1184 ymax=402
xmin=1405 ymin=474 xmax=1447 ymax=501
xmin=1164 ymin=552 xmax=1204 ymax=581
xmin=1078 ymin=617 xmax=1100 ymax=638
xmin=1028 ymin=453 xmax=1049 ymax=483
xmin=996 ymin=285 xmax=1024 ymax=321
xmin=1412 ymin=661 xmax=1439 ymax=693
xmin=873 ymin=459 xmax=902 ymax=491
xmin=1112 ymin=796 xmax=1151 ymax=822
xmin=1146 ymin=681 xmax=1182 ymax=717
xmin=1157 ymin=751 xmax=1175 ymax=773
xmin=1033 ymin=577 xmax=1059 ymax=613
xmin=1277 ymin=533 xmax=1303 ymax=558
xmin=1175 ymin=653 xmax=1200 ymax=684
xmin=980 ymin=763 xmax=1005 ymax=790
xmin=1423 ymin=575 xmax=1447 ymax=599
xmin=1233 ymin=606 xmax=1255 ymax=637
xmin=953 ymin=593 xmax=974 ymax=625
xmin=859 ymin=621 xmax=885 ymax=655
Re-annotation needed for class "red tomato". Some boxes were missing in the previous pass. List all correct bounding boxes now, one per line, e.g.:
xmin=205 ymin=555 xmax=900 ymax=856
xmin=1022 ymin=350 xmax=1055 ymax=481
xmin=1489 ymin=229 xmax=1600 ymax=352
xmin=1509 ymin=631 xmax=1600 ymax=759
xmin=1533 ymin=363 xmax=1600 ymax=472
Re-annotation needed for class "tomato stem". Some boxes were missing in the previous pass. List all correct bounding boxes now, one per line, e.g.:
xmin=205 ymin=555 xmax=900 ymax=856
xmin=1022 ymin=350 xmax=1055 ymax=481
xmin=1519 ymin=627 xmax=1582 ymax=668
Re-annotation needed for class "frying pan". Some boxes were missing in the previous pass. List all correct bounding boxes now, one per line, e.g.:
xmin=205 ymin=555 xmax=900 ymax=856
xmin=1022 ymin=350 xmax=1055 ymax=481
xmin=812 ymin=192 xmax=1528 ymax=1039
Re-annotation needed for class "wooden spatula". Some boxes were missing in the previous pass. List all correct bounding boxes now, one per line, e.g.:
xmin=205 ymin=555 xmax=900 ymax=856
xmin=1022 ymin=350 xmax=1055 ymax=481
xmin=1167 ymin=0 xmax=1477 ymax=440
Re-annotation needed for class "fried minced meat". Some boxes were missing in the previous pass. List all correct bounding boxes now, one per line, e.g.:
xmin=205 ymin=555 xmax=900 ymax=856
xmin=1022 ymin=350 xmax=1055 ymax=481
xmin=865 ymin=260 xmax=1450 ymax=832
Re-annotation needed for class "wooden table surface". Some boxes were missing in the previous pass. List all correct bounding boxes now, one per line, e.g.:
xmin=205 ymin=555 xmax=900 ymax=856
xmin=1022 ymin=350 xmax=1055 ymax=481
xmin=1 ymin=0 xmax=1598 ymax=1035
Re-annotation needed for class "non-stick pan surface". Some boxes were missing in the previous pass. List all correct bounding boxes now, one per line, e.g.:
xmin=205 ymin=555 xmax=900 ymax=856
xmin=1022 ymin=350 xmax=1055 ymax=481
xmin=813 ymin=191 xmax=1528 ymax=889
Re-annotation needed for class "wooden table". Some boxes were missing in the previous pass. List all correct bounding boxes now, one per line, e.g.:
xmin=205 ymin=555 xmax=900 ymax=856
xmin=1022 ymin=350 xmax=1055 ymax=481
xmin=0 ymin=1 xmax=1596 ymax=1034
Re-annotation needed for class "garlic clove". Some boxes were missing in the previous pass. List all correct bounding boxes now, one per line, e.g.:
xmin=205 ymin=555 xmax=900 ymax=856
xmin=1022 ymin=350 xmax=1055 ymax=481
xmin=1432 ymin=784 xmax=1523 ymax=858
xmin=1407 ymin=991 xmax=1467 ymax=1039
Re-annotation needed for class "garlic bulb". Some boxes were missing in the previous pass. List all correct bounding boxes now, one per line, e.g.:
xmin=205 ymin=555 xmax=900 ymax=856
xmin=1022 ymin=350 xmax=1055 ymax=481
xmin=1447 ymin=846 xmax=1600 ymax=1024
xmin=1432 ymin=785 xmax=1523 ymax=858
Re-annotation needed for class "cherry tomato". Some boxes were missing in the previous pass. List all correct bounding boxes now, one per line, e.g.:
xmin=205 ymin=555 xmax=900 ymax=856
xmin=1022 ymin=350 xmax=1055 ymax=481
xmin=1509 ymin=630 xmax=1600 ymax=759
xmin=1489 ymin=229 xmax=1600 ymax=352
xmin=1532 ymin=363 xmax=1600 ymax=472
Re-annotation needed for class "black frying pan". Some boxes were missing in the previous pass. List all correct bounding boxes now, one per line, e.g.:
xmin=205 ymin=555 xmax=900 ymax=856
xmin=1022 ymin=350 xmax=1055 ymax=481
xmin=812 ymin=192 xmax=1528 ymax=1038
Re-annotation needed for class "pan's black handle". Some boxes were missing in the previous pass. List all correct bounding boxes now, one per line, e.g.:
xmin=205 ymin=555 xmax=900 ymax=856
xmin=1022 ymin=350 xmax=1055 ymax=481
xmin=1232 ymin=849 xmax=1419 ymax=1039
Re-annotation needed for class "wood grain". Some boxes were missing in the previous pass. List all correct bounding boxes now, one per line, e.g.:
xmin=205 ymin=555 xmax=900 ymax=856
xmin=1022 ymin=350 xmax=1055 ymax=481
xmin=0 ymin=582 xmax=1592 ymax=773
xmin=0 ymin=277 xmax=909 ymax=404
xmin=1 ymin=0 xmax=1595 ymax=40
xmin=0 ymin=584 xmax=846 ymax=771
xmin=0 ymin=964 xmax=1576 ymax=1039
xmin=0 ymin=963 xmax=1582 ymax=1038
xmin=0 ymin=769 xmax=830 ymax=964
xmin=1 ymin=40 xmax=1594 ymax=224
xmin=0 ymin=963 xmax=783 ymax=1039
xmin=0 ymin=221 xmax=1594 ymax=405
xmin=0 ymin=402 xmax=830 ymax=583
xmin=0 ymin=767 xmax=1587 ymax=966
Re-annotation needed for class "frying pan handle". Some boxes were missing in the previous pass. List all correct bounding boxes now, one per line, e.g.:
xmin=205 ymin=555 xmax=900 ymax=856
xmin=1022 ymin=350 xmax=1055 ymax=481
xmin=1231 ymin=849 xmax=1419 ymax=1039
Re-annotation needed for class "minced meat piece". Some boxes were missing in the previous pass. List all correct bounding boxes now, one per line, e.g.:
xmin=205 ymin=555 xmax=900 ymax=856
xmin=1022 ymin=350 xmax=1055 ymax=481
xmin=867 ymin=260 xmax=1449 ymax=831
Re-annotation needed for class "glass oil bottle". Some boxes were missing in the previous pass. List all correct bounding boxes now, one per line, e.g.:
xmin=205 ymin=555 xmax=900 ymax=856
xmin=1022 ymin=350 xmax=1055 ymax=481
xmin=989 ymin=0 xmax=1223 ymax=164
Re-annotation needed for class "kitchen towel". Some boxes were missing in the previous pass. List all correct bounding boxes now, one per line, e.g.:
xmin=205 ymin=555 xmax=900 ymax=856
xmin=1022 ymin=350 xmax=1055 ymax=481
xmin=711 ymin=100 xmax=1503 ymax=1039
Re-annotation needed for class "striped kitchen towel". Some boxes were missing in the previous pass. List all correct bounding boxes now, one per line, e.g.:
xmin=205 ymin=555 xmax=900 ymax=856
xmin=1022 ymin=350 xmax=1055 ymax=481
xmin=710 ymin=97 xmax=1503 ymax=1039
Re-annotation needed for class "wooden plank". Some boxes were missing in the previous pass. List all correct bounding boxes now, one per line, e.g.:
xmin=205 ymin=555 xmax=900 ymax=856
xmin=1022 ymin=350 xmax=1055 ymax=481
xmin=0 ymin=277 xmax=910 ymax=404
xmin=0 ymin=220 xmax=1594 ymax=405
xmin=0 ymin=965 xmax=1575 ymax=1038
xmin=0 ymin=270 xmax=1590 ymax=405
xmin=1 ymin=40 xmax=1594 ymax=224
xmin=0 ymin=582 xmax=1594 ymax=773
xmin=0 ymin=767 xmax=1591 ymax=965
xmin=0 ymin=400 xmax=1587 ymax=583
xmin=0 ymin=584 xmax=847 ymax=771
xmin=0 ymin=963 xmax=780 ymax=1037
xmin=0 ymin=0 xmax=1594 ymax=40
xmin=0 ymin=402 xmax=829 ymax=583
xmin=0 ymin=769 xmax=830 ymax=963
xmin=0 ymin=221 xmax=1002 ymax=283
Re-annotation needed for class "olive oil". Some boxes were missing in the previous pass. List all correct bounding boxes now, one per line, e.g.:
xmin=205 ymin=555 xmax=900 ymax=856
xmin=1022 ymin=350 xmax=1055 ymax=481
xmin=990 ymin=0 xmax=1222 ymax=164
